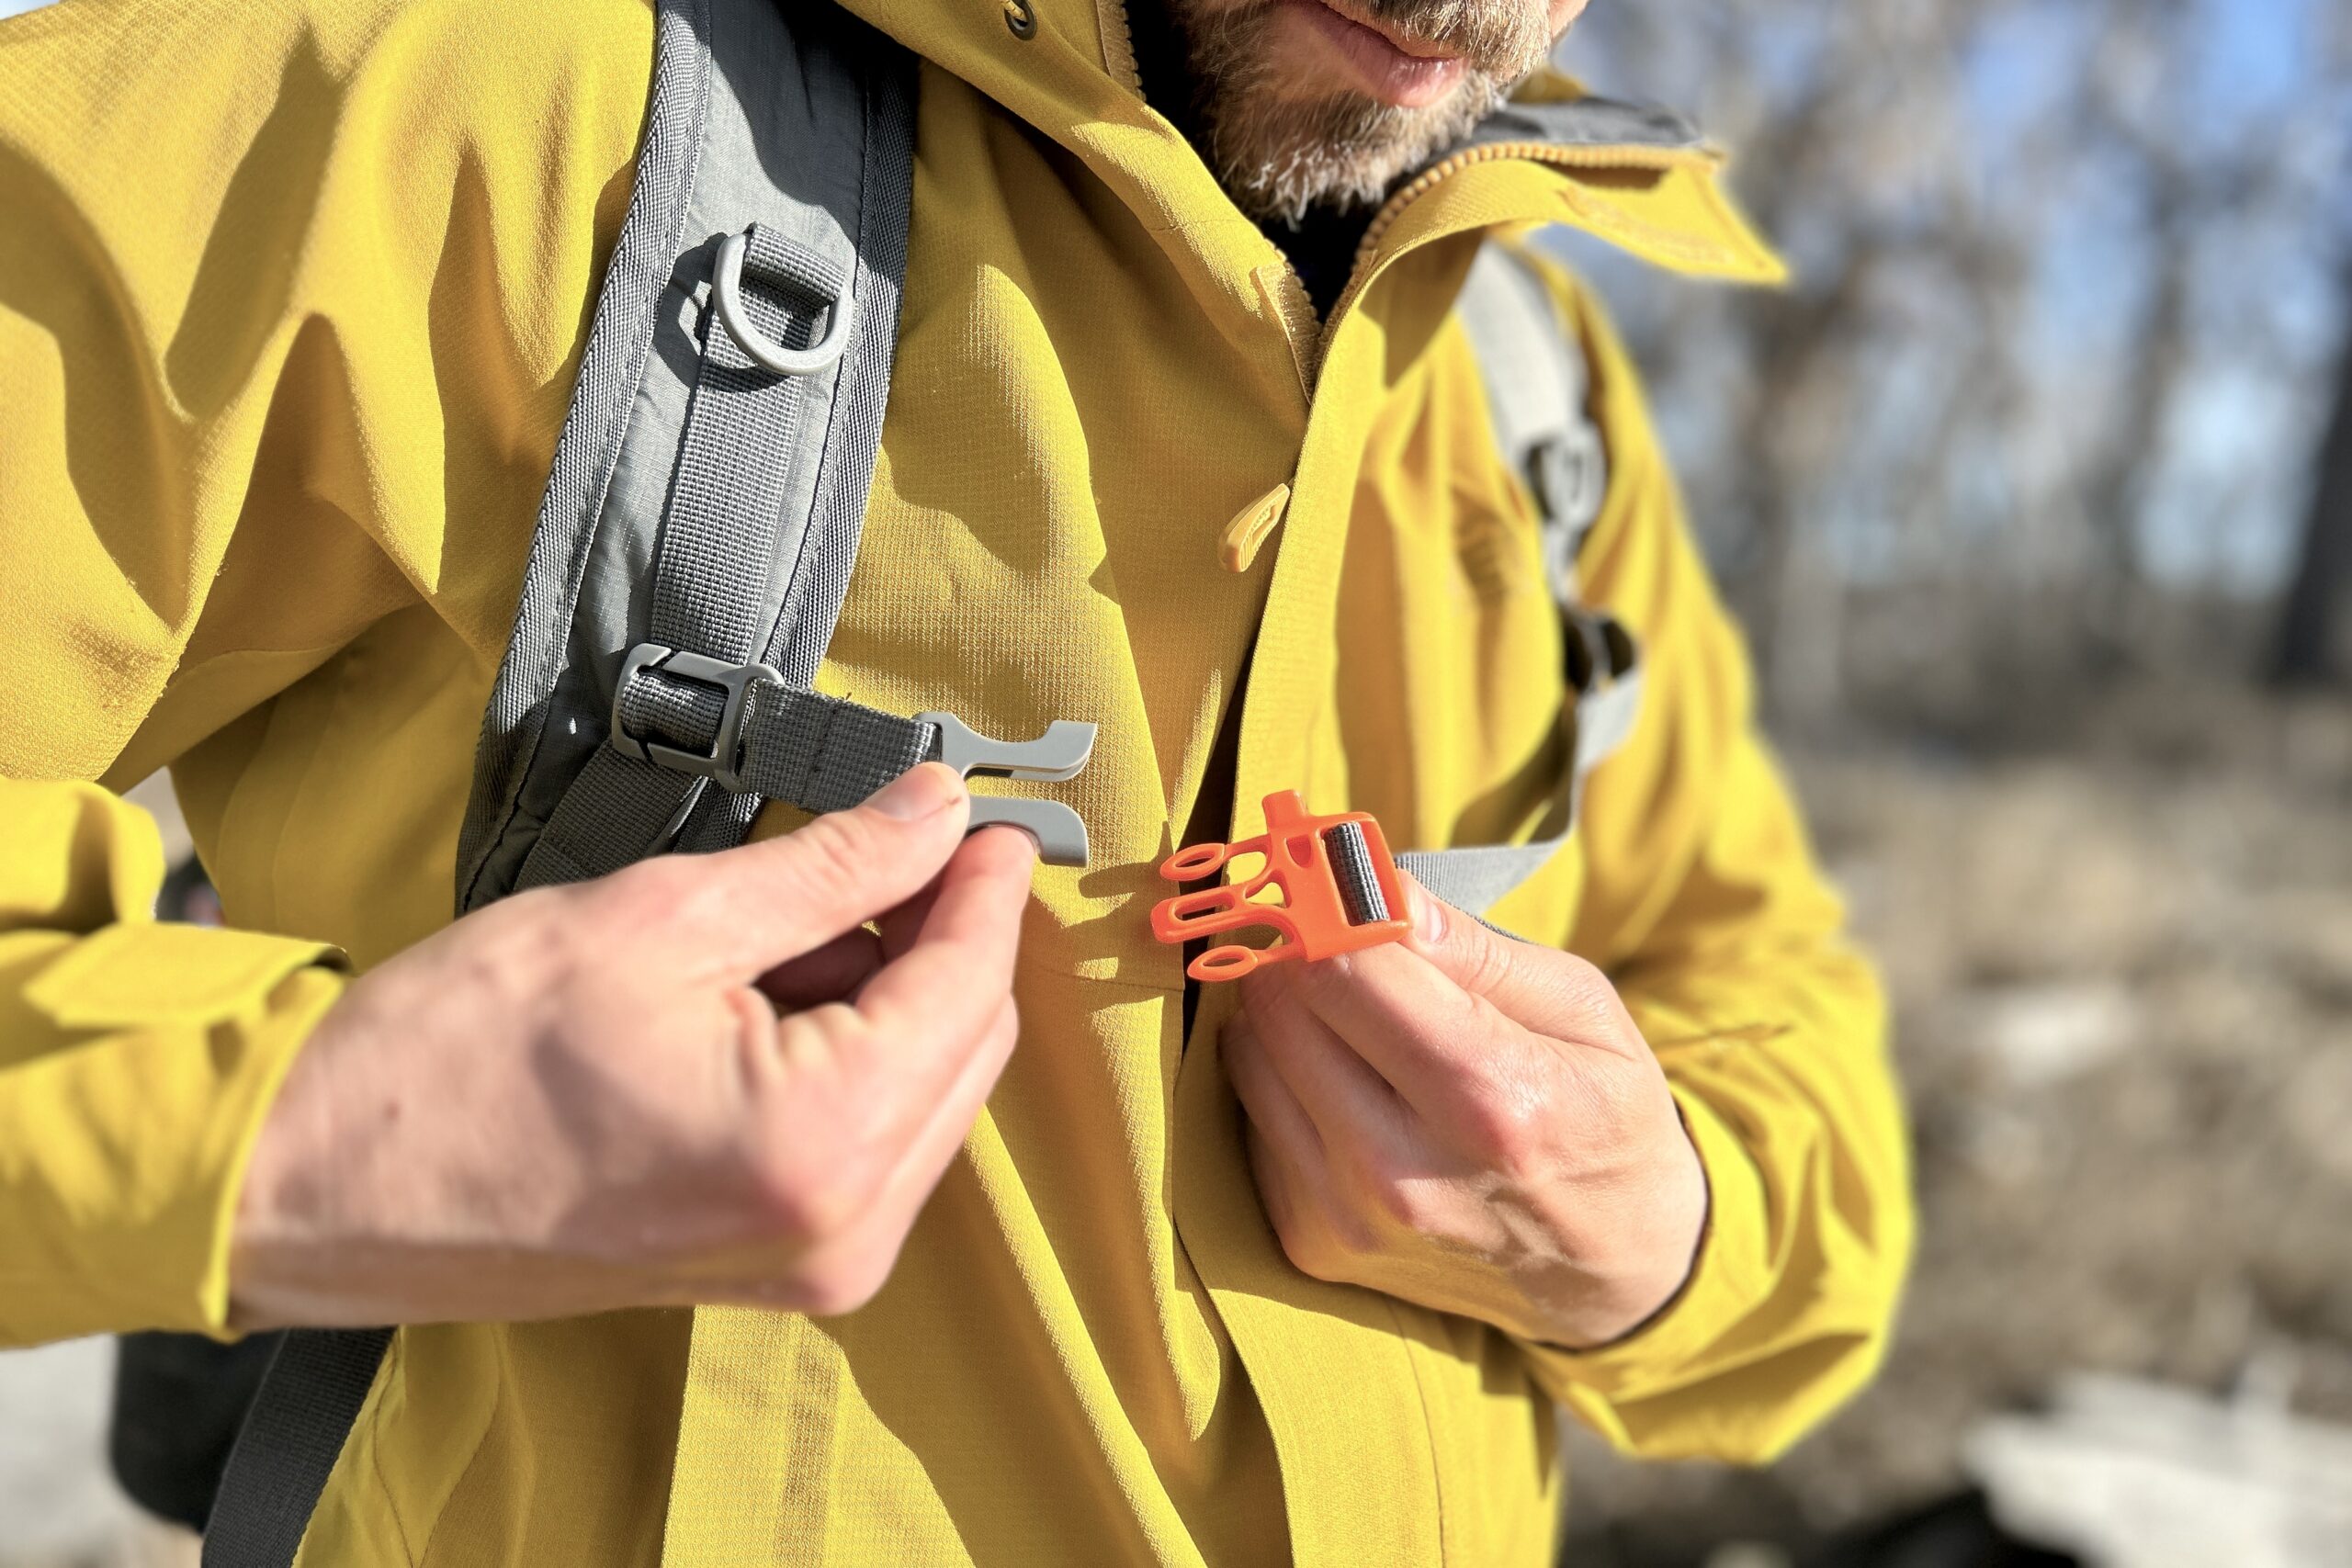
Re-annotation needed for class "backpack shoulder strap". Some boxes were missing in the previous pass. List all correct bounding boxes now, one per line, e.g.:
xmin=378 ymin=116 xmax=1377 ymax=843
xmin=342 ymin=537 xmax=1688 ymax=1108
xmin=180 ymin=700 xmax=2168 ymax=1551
xmin=456 ymin=0 xmax=927 ymax=910
xmin=201 ymin=6 xmax=917 ymax=1563
xmin=1453 ymin=241 xmax=1610 ymax=598
xmin=1397 ymin=243 xmax=1644 ymax=921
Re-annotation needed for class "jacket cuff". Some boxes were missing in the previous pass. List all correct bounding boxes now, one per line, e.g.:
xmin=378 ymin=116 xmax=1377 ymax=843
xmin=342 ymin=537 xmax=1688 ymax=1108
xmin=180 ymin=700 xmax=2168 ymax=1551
xmin=2 ymin=925 xmax=346 ymax=1343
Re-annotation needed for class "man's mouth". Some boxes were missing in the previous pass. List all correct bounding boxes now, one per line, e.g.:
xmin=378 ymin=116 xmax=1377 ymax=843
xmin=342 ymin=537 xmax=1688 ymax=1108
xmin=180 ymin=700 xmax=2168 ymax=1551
xmin=1276 ymin=0 xmax=1469 ymax=109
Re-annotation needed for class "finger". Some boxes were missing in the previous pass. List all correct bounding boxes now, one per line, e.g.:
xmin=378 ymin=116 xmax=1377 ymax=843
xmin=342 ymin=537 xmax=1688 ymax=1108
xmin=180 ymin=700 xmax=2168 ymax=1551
xmin=755 ymin=926 xmax=885 ymax=1011
xmin=872 ymin=826 xmax=1035 ymax=964
xmin=604 ymin=762 xmax=972 ymax=981
xmin=853 ymin=824 xmax=1035 ymax=1047
xmin=1224 ymin=1013 xmax=1325 ymax=1167
xmin=857 ymin=992 xmax=1019 ymax=1225
xmin=1231 ymin=970 xmax=1409 ymax=1147
xmin=1240 ymin=1119 xmax=1320 ymax=1266
xmin=749 ymin=829 xmax=1032 ymax=1179
xmin=1284 ymin=936 xmax=1534 ymax=1122
xmin=1398 ymin=875 xmax=1637 ymax=1050
xmin=792 ymin=993 xmax=1020 ymax=1296
xmin=764 ymin=828 xmax=1033 ymax=1009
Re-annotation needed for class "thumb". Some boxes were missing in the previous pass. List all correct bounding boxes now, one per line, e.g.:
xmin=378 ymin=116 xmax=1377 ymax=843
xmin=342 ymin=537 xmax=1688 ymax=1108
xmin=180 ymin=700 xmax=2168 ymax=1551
xmin=616 ymin=761 xmax=975 ymax=979
xmin=1400 ymin=874 xmax=1633 ymax=1046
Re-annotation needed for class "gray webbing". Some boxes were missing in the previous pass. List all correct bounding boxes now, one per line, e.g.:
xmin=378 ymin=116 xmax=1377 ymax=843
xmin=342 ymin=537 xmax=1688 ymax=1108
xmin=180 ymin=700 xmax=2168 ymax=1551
xmin=1456 ymin=243 xmax=1608 ymax=604
xmin=454 ymin=0 xmax=920 ymax=909
xmin=1397 ymin=244 xmax=1643 ymax=920
xmin=205 ymin=6 xmax=917 ymax=1564
xmin=511 ymin=186 xmax=922 ymax=888
xmin=1323 ymin=821 xmax=1392 ymax=927
xmin=616 ymin=665 xmax=936 ymax=812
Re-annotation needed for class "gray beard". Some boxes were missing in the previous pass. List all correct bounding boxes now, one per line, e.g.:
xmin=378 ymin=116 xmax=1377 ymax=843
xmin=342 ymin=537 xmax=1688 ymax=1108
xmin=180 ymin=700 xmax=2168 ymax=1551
xmin=1175 ymin=0 xmax=1548 ymax=223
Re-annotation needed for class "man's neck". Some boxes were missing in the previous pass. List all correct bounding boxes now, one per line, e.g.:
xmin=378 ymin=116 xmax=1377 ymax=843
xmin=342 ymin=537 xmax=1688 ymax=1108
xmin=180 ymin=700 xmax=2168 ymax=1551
xmin=1125 ymin=2 xmax=1376 ymax=321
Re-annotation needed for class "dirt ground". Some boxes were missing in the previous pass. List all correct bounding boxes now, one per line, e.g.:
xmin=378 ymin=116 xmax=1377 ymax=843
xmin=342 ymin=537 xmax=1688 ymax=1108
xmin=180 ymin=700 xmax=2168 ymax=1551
xmin=1562 ymin=682 xmax=2352 ymax=1563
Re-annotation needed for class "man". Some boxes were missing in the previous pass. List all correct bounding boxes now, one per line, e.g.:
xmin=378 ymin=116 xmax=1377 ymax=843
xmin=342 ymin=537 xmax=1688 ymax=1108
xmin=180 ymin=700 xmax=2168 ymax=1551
xmin=0 ymin=0 xmax=1912 ymax=1562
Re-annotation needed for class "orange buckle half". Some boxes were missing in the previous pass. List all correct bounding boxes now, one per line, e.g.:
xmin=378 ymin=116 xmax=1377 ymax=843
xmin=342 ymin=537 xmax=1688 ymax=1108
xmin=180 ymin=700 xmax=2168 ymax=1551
xmin=1150 ymin=790 xmax=1411 ymax=982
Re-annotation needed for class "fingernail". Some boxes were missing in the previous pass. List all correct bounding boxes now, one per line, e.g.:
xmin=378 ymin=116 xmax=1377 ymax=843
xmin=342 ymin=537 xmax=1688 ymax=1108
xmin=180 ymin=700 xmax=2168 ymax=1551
xmin=867 ymin=761 xmax=965 ymax=820
xmin=1406 ymin=874 xmax=1446 ymax=944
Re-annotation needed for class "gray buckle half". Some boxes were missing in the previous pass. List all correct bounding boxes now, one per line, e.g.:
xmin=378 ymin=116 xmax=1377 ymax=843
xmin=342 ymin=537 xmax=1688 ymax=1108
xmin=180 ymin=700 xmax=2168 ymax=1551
xmin=611 ymin=644 xmax=783 ymax=793
xmin=917 ymin=711 xmax=1098 ymax=867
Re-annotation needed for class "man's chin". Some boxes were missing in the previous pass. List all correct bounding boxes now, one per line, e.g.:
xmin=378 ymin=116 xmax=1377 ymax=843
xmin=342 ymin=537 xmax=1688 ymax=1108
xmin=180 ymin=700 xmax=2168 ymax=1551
xmin=1182 ymin=0 xmax=1521 ymax=222
xmin=1212 ymin=99 xmax=1475 ymax=222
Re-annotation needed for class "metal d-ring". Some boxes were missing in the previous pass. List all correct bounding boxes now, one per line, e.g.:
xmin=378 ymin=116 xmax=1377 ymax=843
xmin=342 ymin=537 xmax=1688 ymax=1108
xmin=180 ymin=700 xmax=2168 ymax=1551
xmin=713 ymin=230 xmax=855 ymax=378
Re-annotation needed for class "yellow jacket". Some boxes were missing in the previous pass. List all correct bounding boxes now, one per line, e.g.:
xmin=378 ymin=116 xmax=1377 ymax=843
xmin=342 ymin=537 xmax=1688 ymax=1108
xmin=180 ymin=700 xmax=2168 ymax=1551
xmin=0 ymin=1 xmax=1913 ymax=1563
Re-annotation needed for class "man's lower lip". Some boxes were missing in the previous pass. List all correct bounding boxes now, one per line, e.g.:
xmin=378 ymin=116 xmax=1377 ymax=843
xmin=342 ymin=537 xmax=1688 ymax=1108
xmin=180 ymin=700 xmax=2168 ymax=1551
xmin=1278 ymin=0 xmax=1467 ymax=109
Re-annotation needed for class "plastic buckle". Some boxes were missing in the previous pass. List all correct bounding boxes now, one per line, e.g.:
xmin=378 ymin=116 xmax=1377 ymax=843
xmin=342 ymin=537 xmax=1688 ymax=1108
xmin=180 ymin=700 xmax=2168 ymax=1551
xmin=916 ymin=711 xmax=1098 ymax=867
xmin=1149 ymin=790 xmax=1412 ymax=983
xmin=610 ymin=644 xmax=783 ymax=793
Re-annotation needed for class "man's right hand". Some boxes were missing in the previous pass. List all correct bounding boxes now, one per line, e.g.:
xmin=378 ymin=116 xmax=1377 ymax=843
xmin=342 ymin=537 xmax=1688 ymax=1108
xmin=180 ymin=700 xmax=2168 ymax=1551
xmin=229 ymin=762 xmax=1033 ymax=1330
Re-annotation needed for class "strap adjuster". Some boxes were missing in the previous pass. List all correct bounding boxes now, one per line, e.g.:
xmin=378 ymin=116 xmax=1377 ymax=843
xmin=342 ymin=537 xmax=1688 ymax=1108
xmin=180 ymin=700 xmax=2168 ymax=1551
xmin=611 ymin=644 xmax=783 ymax=792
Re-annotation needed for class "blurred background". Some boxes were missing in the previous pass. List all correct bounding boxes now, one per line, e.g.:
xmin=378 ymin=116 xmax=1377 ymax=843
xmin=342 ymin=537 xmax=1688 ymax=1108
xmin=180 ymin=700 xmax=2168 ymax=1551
xmin=4 ymin=0 xmax=2350 ymax=1563
xmin=1549 ymin=0 xmax=2352 ymax=1563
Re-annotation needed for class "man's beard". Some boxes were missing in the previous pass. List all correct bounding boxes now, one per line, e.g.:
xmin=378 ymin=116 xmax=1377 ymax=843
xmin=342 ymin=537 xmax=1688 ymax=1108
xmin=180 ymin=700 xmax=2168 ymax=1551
xmin=1171 ymin=0 xmax=1556 ymax=224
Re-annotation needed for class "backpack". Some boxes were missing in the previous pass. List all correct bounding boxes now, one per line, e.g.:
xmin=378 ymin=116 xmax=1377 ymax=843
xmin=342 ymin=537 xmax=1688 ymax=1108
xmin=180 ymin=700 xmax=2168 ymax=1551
xmin=198 ymin=2 xmax=1690 ymax=1559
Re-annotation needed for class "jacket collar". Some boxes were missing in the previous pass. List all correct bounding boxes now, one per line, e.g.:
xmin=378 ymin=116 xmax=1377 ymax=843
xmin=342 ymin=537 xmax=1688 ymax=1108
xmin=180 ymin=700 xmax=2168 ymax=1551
xmin=835 ymin=1 xmax=1781 ymax=298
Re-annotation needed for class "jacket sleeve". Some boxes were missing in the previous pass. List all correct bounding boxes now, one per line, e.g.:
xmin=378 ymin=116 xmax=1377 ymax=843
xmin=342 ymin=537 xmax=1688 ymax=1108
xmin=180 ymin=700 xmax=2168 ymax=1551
xmin=0 ymin=779 xmax=347 ymax=1346
xmin=1510 ymin=276 xmax=1916 ymax=1461
xmin=0 ymin=6 xmax=384 ymax=1348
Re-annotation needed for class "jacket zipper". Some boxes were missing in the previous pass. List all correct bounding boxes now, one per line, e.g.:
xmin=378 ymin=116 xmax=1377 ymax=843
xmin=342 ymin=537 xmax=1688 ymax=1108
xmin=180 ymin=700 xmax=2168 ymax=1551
xmin=1317 ymin=139 xmax=1713 ymax=362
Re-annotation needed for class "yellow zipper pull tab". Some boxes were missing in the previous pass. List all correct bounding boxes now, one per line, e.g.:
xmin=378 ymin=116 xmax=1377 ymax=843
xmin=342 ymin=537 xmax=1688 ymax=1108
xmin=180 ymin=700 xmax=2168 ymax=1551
xmin=1219 ymin=482 xmax=1292 ymax=573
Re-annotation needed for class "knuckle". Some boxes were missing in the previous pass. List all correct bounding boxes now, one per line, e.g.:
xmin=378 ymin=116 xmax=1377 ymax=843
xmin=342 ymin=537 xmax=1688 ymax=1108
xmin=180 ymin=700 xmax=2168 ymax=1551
xmin=595 ymin=856 xmax=706 ymax=932
xmin=1554 ymin=950 xmax=1609 ymax=993
xmin=1317 ymin=1202 xmax=1383 ymax=1271
xmin=1367 ymin=1171 xmax=1431 ymax=1233
xmin=1545 ymin=953 xmax=1623 ymax=1034
xmin=746 ymin=1149 xmax=881 ymax=1250
xmin=1460 ymin=1085 xmax=1546 ymax=1171
xmin=793 ymin=1248 xmax=898 ymax=1317
xmin=473 ymin=894 xmax=599 ymax=1013
xmin=1460 ymin=929 xmax=1519 ymax=999
xmin=1276 ymin=1214 xmax=1353 ymax=1283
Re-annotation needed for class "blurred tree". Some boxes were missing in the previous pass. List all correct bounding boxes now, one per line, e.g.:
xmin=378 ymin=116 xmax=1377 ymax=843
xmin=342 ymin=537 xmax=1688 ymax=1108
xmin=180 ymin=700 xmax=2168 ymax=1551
xmin=2273 ymin=282 xmax=2352 ymax=686
xmin=1555 ymin=0 xmax=2352 ymax=728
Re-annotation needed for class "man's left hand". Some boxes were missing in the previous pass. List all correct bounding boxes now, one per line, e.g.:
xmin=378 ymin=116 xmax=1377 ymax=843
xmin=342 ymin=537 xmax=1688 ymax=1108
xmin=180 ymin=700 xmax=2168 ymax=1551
xmin=1224 ymin=878 xmax=1708 ymax=1349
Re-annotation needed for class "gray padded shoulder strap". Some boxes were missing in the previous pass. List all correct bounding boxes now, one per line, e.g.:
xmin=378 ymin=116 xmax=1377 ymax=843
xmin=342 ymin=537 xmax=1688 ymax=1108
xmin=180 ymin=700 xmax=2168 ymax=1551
xmin=455 ymin=0 xmax=921 ymax=912
xmin=201 ymin=8 xmax=913 ymax=1566
xmin=1400 ymin=244 xmax=1642 ymax=922
xmin=1455 ymin=243 xmax=1609 ymax=601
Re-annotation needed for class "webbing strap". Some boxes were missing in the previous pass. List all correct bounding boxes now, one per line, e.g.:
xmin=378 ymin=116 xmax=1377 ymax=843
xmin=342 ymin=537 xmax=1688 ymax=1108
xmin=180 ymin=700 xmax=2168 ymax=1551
xmin=675 ymin=42 xmax=918 ymax=856
xmin=200 ymin=1329 xmax=390 ymax=1568
xmin=616 ymin=666 xmax=937 ymax=814
xmin=1456 ymin=243 xmax=1607 ymax=601
xmin=514 ymin=213 xmax=909 ymax=888
xmin=1402 ymin=245 xmax=1638 ymax=920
